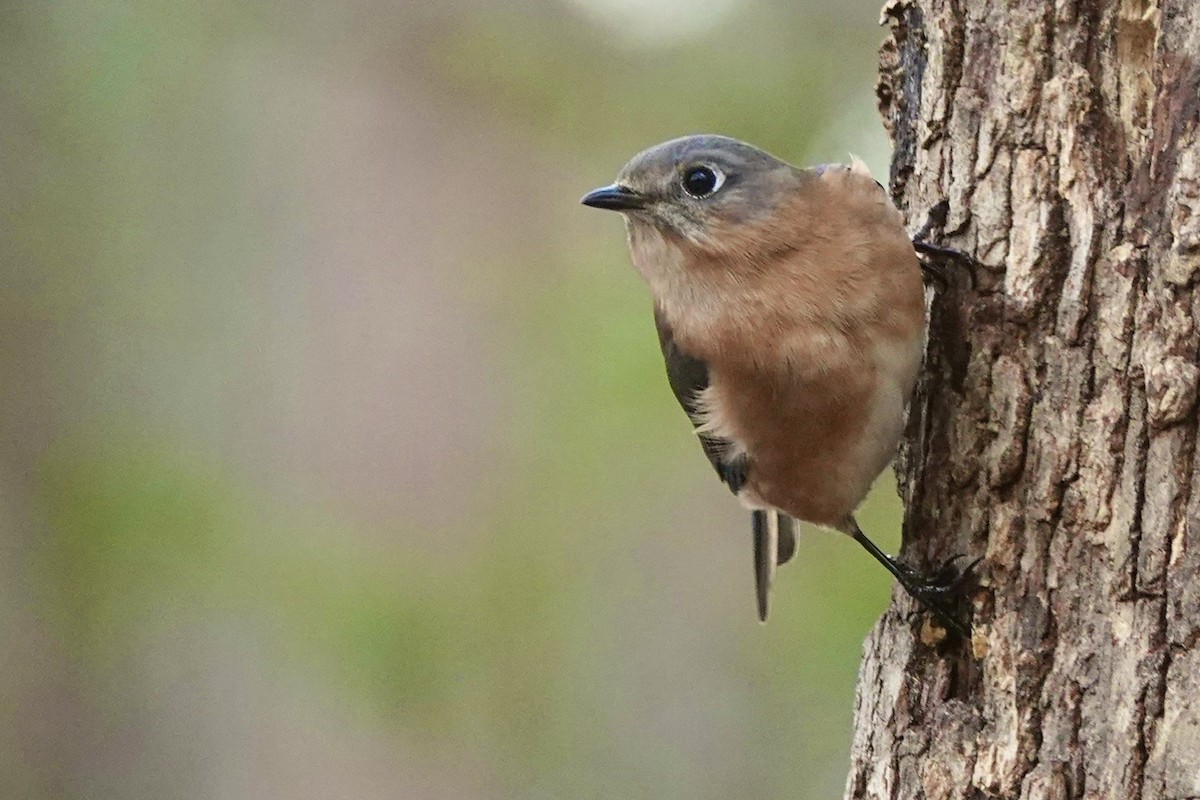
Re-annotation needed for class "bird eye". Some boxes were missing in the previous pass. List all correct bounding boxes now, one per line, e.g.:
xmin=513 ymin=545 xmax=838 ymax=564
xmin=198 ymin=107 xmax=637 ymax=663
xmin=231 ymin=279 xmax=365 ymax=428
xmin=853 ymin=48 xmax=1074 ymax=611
xmin=681 ymin=165 xmax=724 ymax=198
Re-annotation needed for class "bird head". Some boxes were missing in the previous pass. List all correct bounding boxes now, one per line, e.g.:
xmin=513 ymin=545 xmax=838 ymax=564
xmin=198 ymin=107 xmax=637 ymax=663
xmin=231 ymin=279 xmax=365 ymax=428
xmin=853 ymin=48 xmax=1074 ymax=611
xmin=580 ymin=135 xmax=802 ymax=250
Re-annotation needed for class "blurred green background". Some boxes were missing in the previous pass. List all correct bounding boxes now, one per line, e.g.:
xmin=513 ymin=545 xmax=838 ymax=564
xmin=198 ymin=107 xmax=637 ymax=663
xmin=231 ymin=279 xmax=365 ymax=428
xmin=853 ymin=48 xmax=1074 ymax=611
xmin=0 ymin=1 xmax=905 ymax=797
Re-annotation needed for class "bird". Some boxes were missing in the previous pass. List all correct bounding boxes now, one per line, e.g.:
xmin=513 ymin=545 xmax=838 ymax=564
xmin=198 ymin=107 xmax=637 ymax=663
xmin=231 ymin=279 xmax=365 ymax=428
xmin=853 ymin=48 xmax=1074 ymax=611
xmin=581 ymin=134 xmax=971 ymax=633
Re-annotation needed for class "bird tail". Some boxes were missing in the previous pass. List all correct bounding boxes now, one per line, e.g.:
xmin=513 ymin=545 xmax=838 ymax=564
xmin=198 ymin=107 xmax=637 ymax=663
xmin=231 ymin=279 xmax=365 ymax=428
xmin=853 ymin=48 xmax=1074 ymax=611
xmin=752 ymin=510 xmax=798 ymax=622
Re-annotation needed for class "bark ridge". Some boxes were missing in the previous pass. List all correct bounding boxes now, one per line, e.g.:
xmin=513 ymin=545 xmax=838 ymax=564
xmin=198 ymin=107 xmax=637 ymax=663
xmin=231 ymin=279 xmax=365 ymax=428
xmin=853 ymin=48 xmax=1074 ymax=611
xmin=847 ymin=1 xmax=1200 ymax=798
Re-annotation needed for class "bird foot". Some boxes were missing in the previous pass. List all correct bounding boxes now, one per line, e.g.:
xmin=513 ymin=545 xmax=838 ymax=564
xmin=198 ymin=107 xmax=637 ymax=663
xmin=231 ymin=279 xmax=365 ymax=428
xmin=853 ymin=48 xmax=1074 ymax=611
xmin=912 ymin=199 xmax=982 ymax=289
xmin=895 ymin=554 xmax=982 ymax=598
xmin=893 ymin=554 xmax=982 ymax=639
xmin=915 ymin=241 xmax=983 ymax=290
xmin=849 ymin=522 xmax=981 ymax=641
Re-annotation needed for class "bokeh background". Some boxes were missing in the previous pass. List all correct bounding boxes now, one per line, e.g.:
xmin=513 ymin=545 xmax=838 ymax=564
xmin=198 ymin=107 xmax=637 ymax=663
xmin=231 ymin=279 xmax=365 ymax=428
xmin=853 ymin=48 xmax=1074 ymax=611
xmin=0 ymin=1 xmax=906 ymax=797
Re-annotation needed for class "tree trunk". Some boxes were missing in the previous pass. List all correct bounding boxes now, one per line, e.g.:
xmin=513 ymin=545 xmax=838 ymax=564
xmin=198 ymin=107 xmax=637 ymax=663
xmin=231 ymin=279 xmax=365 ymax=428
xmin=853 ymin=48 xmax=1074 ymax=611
xmin=847 ymin=1 xmax=1200 ymax=798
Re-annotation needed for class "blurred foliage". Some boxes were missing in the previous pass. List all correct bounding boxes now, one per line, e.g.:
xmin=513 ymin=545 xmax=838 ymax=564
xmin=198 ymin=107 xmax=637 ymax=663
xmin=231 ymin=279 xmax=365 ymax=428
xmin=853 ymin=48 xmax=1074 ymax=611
xmin=431 ymin=1 xmax=886 ymax=166
xmin=2 ymin=1 xmax=903 ymax=798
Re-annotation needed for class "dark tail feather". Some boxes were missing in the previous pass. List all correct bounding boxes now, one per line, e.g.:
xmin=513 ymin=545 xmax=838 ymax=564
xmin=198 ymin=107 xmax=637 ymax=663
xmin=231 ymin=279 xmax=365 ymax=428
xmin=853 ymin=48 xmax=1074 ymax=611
xmin=776 ymin=514 xmax=797 ymax=565
xmin=752 ymin=510 xmax=777 ymax=622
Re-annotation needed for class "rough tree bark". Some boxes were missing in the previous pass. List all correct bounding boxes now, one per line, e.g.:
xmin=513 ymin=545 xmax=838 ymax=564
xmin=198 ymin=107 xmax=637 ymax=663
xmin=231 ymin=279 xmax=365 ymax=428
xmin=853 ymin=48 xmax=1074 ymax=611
xmin=846 ymin=1 xmax=1200 ymax=798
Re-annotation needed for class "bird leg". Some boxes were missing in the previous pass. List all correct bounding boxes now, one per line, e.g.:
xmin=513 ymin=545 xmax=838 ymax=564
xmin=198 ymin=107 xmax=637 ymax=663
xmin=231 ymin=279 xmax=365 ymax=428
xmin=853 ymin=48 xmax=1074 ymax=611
xmin=845 ymin=518 xmax=976 ymax=639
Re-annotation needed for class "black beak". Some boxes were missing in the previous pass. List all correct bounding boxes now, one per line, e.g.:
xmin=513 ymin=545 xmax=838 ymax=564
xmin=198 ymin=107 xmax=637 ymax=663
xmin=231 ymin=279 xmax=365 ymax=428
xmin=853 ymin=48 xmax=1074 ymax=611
xmin=580 ymin=184 xmax=647 ymax=211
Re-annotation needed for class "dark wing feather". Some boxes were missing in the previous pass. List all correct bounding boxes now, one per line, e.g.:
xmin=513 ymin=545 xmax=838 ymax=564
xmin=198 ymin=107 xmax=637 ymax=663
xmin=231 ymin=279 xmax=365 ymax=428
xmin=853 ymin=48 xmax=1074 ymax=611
xmin=653 ymin=306 xmax=797 ymax=621
xmin=653 ymin=306 xmax=746 ymax=493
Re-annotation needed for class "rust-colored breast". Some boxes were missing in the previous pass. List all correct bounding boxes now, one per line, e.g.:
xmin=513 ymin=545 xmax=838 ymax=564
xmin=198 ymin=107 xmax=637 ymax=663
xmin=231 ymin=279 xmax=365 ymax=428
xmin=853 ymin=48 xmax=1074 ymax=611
xmin=668 ymin=167 xmax=925 ymax=527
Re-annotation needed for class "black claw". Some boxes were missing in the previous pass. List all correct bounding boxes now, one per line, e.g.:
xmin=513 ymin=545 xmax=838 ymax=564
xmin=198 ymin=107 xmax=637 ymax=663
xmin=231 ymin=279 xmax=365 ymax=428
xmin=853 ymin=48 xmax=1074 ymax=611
xmin=899 ymin=553 xmax=981 ymax=598
xmin=952 ymin=555 xmax=984 ymax=585
xmin=897 ymin=583 xmax=972 ymax=639
xmin=914 ymin=240 xmax=981 ymax=290
xmin=918 ymin=257 xmax=952 ymax=290
xmin=849 ymin=520 xmax=979 ymax=640
xmin=895 ymin=555 xmax=981 ymax=638
xmin=912 ymin=199 xmax=982 ymax=290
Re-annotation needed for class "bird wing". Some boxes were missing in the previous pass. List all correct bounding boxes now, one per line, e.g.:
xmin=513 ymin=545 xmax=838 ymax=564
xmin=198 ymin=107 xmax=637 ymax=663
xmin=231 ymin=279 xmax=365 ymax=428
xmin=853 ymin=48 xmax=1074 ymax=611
xmin=652 ymin=305 xmax=746 ymax=493
xmin=653 ymin=306 xmax=797 ymax=621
